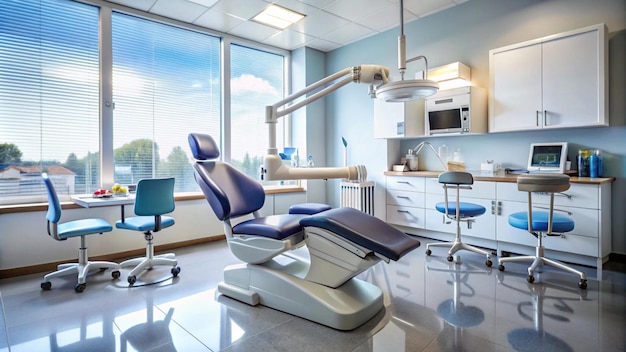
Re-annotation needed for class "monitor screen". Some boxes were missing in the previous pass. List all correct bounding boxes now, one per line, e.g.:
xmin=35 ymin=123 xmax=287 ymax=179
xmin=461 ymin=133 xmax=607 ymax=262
xmin=527 ymin=142 xmax=568 ymax=173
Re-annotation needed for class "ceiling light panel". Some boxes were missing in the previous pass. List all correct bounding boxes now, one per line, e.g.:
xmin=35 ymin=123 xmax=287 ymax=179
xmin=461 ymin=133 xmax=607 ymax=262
xmin=252 ymin=4 xmax=305 ymax=30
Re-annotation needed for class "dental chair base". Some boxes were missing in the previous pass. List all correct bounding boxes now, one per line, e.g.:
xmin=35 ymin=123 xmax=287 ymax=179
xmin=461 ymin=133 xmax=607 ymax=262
xmin=218 ymin=207 xmax=422 ymax=330
xmin=218 ymin=259 xmax=383 ymax=331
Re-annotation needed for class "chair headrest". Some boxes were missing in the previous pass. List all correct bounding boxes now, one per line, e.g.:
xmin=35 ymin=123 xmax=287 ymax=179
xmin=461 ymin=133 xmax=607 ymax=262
xmin=188 ymin=133 xmax=220 ymax=160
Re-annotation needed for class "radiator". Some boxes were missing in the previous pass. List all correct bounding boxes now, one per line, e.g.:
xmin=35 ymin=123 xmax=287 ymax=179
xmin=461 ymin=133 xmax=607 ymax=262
xmin=340 ymin=181 xmax=375 ymax=216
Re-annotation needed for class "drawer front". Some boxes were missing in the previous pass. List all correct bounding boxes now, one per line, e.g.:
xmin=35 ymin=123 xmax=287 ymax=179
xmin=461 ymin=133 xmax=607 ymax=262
xmin=386 ymin=176 xmax=425 ymax=192
xmin=496 ymin=182 xmax=598 ymax=209
xmin=387 ymin=190 xmax=425 ymax=207
xmin=426 ymin=178 xmax=496 ymax=199
xmin=387 ymin=205 xmax=425 ymax=228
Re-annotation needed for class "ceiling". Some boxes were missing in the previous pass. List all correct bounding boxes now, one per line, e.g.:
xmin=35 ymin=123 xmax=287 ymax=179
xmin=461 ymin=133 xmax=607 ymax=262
xmin=104 ymin=0 xmax=469 ymax=52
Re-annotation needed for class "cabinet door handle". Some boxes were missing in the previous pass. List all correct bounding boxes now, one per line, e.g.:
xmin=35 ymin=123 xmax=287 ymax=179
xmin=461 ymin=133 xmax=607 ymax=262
xmin=397 ymin=181 xmax=411 ymax=185
xmin=491 ymin=200 xmax=502 ymax=215
xmin=536 ymin=111 xmax=540 ymax=126
xmin=397 ymin=209 xmax=410 ymax=213
xmin=543 ymin=110 xmax=548 ymax=126
xmin=396 ymin=196 xmax=410 ymax=199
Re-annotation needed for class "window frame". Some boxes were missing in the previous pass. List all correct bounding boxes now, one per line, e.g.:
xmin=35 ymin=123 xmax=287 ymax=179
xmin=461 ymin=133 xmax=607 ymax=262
xmin=96 ymin=1 xmax=291 ymax=189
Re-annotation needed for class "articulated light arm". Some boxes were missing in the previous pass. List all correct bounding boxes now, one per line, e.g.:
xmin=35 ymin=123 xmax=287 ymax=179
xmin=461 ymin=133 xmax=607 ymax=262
xmin=262 ymin=65 xmax=389 ymax=181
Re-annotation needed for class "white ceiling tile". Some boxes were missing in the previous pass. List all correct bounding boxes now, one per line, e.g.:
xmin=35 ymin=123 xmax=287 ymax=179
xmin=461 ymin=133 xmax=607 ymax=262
xmin=228 ymin=20 xmax=280 ymax=43
xmin=150 ymin=0 xmax=208 ymax=23
xmin=105 ymin=0 xmax=157 ymax=12
xmin=193 ymin=9 xmax=244 ymax=33
xmin=303 ymin=38 xmax=342 ymax=52
xmin=262 ymin=29 xmax=313 ymax=50
xmin=295 ymin=0 xmax=336 ymax=10
xmin=319 ymin=22 xmax=376 ymax=46
xmin=354 ymin=4 xmax=415 ymax=32
xmin=270 ymin=0 xmax=318 ymax=15
xmin=188 ymin=0 xmax=219 ymax=7
xmin=321 ymin=0 xmax=392 ymax=22
xmin=211 ymin=0 xmax=269 ymax=20
xmin=290 ymin=9 xmax=350 ymax=38
xmin=403 ymin=0 xmax=456 ymax=17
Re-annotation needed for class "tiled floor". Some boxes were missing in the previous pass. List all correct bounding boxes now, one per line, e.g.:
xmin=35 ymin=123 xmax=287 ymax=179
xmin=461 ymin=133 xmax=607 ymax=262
xmin=0 ymin=238 xmax=624 ymax=352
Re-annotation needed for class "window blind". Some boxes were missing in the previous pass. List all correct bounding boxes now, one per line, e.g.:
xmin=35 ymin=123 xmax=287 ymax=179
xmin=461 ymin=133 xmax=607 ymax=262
xmin=111 ymin=12 xmax=221 ymax=192
xmin=0 ymin=0 xmax=100 ymax=203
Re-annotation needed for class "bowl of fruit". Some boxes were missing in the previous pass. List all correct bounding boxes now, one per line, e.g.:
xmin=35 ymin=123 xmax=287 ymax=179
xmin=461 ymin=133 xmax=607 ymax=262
xmin=93 ymin=189 xmax=112 ymax=198
xmin=112 ymin=183 xmax=129 ymax=197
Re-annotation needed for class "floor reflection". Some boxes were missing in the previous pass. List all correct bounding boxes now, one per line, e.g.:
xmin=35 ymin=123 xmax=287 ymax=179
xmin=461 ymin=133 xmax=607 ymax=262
xmin=497 ymin=274 xmax=588 ymax=352
xmin=48 ymin=316 xmax=116 ymax=352
xmin=425 ymin=258 xmax=495 ymax=351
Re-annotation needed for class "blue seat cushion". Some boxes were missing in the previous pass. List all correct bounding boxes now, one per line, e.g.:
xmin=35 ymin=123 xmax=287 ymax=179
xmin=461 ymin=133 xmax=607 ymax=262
xmin=435 ymin=202 xmax=486 ymax=217
xmin=57 ymin=218 xmax=113 ymax=239
xmin=509 ymin=211 xmax=575 ymax=233
xmin=300 ymin=207 xmax=421 ymax=261
xmin=233 ymin=214 xmax=306 ymax=240
xmin=116 ymin=216 xmax=175 ymax=232
xmin=289 ymin=203 xmax=332 ymax=215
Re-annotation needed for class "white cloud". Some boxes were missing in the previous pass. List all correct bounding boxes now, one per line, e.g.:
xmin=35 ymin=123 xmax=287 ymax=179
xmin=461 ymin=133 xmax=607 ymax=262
xmin=231 ymin=74 xmax=279 ymax=96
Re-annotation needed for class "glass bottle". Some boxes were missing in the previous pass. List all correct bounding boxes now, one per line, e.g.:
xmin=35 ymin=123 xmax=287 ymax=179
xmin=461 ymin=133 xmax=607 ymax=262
xmin=578 ymin=149 xmax=590 ymax=177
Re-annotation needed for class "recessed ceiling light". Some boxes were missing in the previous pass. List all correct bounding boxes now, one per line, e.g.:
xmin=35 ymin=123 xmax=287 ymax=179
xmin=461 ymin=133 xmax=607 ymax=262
xmin=252 ymin=4 xmax=305 ymax=30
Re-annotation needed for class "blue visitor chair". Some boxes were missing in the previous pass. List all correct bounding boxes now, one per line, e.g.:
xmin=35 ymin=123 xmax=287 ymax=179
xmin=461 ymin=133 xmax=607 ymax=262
xmin=116 ymin=177 xmax=180 ymax=286
xmin=497 ymin=174 xmax=587 ymax=289
xmin=41 ymin=173 xmax=120 ymax=293
xmin=425 ymin=171 xmax=493 ymax=267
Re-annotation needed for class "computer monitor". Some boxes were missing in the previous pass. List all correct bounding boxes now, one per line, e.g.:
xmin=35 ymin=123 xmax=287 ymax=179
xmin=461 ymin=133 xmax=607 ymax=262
xmin=527 ymin=142 xmax=568 ymax=173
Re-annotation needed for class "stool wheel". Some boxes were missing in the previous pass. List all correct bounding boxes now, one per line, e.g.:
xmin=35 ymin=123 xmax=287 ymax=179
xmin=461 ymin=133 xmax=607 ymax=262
xmin=498 ymin=264 xmax=505 ymax=271
xmin=447 ymin=255 xmax=454 ymax=262
xmin=41 ymin=281 xmax=52 ymax=290
xmin=527 ymin=275 xmax=535 ymax=284
xmin=578 ymin=280 xmax=587 ymax=290
xmin=112 ymin=270 xmax=121 ymax=279
xmin=425 ymin=249 xmax=432 ymax=256
xmin=486 ymin=259 xmax=493 ymax=267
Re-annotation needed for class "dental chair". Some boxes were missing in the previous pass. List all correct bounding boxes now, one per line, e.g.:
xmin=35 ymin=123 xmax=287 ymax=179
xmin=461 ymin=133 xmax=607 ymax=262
xmin=188 ymin=133 xmax=421 ymax=330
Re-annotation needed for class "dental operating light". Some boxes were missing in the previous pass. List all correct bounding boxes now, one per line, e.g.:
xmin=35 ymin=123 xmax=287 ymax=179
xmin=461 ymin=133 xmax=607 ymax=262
xmin=261 ymin=0 xmax=438 ymax=182
xmin=376 ymin=0 xmax=439 ymax=102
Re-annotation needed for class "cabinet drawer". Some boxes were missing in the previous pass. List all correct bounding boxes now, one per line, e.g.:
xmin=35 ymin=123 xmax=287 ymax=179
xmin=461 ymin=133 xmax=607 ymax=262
xmin=387 ymin=205 xmax=425 ymax=228
xmin=426 ymin=178 xmax=496 ymax=199
xmin=386 ymin=176 xmax=425 ymax=192
xmin=387 ymin=190 xmax=425 ymax=207
xmin=497 ymin=182 xmax=598 ymax=209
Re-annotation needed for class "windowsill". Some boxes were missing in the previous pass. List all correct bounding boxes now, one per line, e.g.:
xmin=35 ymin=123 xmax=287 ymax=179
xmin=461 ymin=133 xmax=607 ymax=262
xmin=0 ymin=186 xmax=305 ymax=215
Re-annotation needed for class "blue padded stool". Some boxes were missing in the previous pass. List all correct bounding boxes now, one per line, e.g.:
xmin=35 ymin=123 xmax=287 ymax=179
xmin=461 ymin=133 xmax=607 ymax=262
xmin=289 ymin=202 xmax=331 ymax=215
xmin=425 ymin=171 xmax=493 ymax=267
xmin=497 ymin=174 xmax=587 ymax=289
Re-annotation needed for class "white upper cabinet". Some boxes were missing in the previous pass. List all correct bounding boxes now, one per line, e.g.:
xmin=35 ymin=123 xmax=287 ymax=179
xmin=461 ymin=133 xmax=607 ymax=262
xmin=373 ymin=98 xmax=425 ymax=138
xmin=489 ymin=24 xmax=607 ymax=132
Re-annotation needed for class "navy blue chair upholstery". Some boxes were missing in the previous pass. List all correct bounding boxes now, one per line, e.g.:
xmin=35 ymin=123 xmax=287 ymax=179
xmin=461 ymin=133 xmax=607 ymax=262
xmin=425 ymin=171 xmax=493 ymax=267
xmin=498 ymin=174 xmax=587 ymax=289
xmin=116 ymin=177 xmax=180 ymax=286
xmin=40 ymin=173 xmax=120 ymax=293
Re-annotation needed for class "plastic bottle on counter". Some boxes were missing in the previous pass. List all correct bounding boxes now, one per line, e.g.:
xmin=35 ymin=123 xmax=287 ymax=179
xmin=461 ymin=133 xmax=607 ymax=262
xmin=438 ymin=144 xmax=448 ymax=164
xmin=407 ymin=149 xmax=418 ymax=171
xmin=589 ymin=149 xmax=602 ymax=178
xmin=307 ymin=155 xmax=314 ymax=167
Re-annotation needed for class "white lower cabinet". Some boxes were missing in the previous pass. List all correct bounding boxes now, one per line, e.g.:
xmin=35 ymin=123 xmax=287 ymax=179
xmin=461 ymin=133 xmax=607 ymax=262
xmin=386 ymin=176 xmax=426 ymax=228
xmin=385 ymin=175 xmax=612 ymax=267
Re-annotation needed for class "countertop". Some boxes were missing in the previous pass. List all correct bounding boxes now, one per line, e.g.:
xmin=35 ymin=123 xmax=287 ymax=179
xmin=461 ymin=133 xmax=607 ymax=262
xmin=383 ymin=170 xmax=615 ymax=184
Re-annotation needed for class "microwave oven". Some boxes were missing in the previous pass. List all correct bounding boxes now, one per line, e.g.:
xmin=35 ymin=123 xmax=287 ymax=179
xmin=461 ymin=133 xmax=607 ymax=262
xmin=425 ymin=86 xmax=487 ymax=136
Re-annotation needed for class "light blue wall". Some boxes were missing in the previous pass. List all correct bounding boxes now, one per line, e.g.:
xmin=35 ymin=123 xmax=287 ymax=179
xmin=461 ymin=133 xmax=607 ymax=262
xmin=323 ymin=0 xmax=626 ymax=254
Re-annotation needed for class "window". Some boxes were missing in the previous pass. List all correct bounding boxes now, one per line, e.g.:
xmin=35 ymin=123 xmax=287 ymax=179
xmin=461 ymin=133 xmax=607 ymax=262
xmin=0 ymin=0 xmax=100 ymax=204
xmin=111 ymin=12 xmax=221 ymax=192
xmin=0 ymin=0 xmax=288 ymax=206
xmin=230 ymin=44 xmax=285 ymax=181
